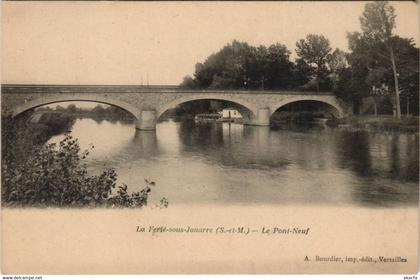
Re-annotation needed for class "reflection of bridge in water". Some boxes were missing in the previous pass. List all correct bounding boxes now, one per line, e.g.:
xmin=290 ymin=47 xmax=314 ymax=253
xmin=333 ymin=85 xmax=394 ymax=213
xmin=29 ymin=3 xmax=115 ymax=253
xmin=1 ymin=85 xmax=348 ymax=130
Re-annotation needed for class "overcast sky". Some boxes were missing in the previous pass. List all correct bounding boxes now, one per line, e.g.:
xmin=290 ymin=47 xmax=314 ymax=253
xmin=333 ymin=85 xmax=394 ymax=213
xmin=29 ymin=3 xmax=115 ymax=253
xmin=2 ymin=1 xmax=419 ymax=85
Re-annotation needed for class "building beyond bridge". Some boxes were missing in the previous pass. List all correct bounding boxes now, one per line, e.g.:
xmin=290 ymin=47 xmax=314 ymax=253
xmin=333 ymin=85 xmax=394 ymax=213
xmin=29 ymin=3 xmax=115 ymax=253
xmin=1 ymin=85 xmax=348 ymax=130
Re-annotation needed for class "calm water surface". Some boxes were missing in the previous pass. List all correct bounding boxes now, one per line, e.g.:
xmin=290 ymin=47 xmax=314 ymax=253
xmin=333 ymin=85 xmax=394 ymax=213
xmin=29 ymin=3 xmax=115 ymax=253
xmin=49 ymin=118 xmax=419 ymax=207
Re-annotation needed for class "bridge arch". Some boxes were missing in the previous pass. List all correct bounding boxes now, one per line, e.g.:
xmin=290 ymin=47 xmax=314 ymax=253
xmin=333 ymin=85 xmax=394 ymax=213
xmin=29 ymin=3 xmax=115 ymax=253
xmin=269 ymin=96 xmax=344 ymax=119
xmin=157 ymin=94 xmax=258 ymax=124
xmin=11 ymin=95 xmax=141 ymax=121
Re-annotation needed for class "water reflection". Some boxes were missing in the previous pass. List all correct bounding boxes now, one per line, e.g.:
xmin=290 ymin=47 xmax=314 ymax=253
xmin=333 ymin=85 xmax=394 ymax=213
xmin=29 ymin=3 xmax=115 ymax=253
xmin=88 ymin=130 xmax=160 ymax=170
xmin=49 ymin=118 xmax=419 ymax=207
xmin=336 ymin=131 xmax=373 ymax=177
xmin=335 ymin=131 xmax=419 ymax=206
xmin=222 ymin=122 xmax=244 ymax=143
xmin=132 ymin=131 xmax=159 ymax=159
xmin=49 ymin=118 xmax=136 ymax=162
xmin=390 ymin=134 xmax=401 ymax=180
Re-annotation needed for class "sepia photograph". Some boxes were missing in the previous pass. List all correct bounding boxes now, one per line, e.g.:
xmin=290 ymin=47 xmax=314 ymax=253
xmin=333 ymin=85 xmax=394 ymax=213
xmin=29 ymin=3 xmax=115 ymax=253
xmin=1 ymin=0 xmax=419 ymax=276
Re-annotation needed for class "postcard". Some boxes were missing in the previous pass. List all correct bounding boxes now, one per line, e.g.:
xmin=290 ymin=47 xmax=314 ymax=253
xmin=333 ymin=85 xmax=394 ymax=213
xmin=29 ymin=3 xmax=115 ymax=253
xmin=1 ymin=1 xmax=419 ymax=275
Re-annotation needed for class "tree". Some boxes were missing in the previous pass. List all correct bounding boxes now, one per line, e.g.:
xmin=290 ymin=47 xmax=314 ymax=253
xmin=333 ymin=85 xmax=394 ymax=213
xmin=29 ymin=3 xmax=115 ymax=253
xmin=245 ymin=45 xmax=269 ymax=89
xmin=327 ymin=48 xmax=347 ymax=88
xmin=66 ymin=104 xmax=78 ymax=113
xmin=264 ymin=43 xmax=294 ymax=89
xmin=245 ymin=43 xmax=294 ymax=89
xmin=180 ymin=75 xmax=197 ymax=89
xmin=394 ymin=37 xmax=419 ymax=115
xmin=55 ymin=105 xmax=65 ymax=111
xmin=399 ymin=73 xmax=418 ymax=116
xmin=291 ymin=58 xmax=314 ymax=89
xmin=91 ymin=104 xmax=106 ymax=115
xmin=184 ymin=40 xmax=295 ymax=90
xmin=330 ymin=33 xmax=371 ymax=113
xmin=295 ymin=34 xmax=332 ymax=91
xmin=359 ymin=1 xmax=401 ymax=118
xmin=191 ymin=41 xmax=242 ymax=89
xmin=345 ymin=29 xmax=419 ymax=116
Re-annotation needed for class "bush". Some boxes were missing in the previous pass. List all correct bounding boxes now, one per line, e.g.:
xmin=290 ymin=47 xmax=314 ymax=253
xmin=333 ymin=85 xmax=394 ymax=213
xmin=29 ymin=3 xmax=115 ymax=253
xmin=2 ymin=134 xmax=154 ymax=208
xmin=2 ymin=116 xmax=164 ymax=208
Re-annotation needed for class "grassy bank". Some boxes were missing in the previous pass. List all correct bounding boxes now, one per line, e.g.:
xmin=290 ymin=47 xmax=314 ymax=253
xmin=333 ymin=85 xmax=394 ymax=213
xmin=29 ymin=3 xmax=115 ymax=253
xmin=270 ymin=112 xmax=419 ymax=133
xmin=334 ymin=115 xmax=419 ymax=133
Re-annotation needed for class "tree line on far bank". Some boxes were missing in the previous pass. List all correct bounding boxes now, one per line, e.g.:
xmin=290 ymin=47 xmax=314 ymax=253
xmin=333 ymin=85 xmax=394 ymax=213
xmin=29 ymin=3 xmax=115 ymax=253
xmin=180 ymin=1 xmax=419 ymax=116
xmin=39 ymin=103 xmax=133 ymax=120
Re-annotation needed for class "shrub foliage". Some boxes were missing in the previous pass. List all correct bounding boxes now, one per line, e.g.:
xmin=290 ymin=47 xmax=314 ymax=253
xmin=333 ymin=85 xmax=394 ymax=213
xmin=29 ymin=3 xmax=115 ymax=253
xmin=2 ymin=116 xmax=159 ymax=208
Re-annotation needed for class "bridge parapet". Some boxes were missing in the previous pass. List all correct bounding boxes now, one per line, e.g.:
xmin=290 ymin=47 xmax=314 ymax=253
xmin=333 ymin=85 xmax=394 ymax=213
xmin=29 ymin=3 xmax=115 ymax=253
xmin=1 ymin=84 xmax=336 ymax=96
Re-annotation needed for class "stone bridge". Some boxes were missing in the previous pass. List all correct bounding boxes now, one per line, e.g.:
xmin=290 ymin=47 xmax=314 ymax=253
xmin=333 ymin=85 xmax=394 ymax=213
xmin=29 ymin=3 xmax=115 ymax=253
xmin=1 ymin=85 xmax=349 ymax=130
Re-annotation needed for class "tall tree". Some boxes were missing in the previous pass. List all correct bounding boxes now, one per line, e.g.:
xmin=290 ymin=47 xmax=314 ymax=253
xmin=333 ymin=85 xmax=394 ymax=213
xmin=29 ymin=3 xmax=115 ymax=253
xmin=193 ymin=41 xmax=253 ymax=89
xmin=359 ymin=1 xmax=401 ymax=118
xmin=392 ymin=37 xmax=419 ymax=115
xmin=327 ymin=48 xmax=348 ymax=90
xmin=264 ymin=43 xmax=294 ymax=89
xmin=291 ymin=58 xmax=314 ymax=89
xmin=186 ymin=40 xmax=294 ymax=90
xmin=295 ymin=34 xmax=332 ymax=91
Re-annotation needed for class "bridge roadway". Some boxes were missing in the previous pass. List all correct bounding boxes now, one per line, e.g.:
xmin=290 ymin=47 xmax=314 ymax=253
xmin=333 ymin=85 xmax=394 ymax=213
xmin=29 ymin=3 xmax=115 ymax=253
xmin=1 ymin=85 xmax=348 ymax=130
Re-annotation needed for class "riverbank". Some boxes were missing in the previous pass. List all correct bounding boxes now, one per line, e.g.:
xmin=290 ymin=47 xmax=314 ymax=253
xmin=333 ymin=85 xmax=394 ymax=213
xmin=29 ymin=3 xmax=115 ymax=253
xmin=333 ymin=115 xmax=419 ymax=133
xmin=163 ymin=109 xmax=415 ymax=134
xmin=270 ymin=113 xmax=419 ymax=133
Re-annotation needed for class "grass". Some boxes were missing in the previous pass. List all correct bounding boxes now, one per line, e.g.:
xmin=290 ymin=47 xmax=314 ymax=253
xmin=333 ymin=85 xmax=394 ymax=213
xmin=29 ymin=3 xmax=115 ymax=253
xmin=336 ymin=115 xmax=419 ymax=133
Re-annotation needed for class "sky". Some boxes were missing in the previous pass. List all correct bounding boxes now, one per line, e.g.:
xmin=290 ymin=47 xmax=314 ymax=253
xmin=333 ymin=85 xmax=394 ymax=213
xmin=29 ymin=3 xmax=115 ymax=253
xmin=2 ymin=1 xmax=419 ymax=85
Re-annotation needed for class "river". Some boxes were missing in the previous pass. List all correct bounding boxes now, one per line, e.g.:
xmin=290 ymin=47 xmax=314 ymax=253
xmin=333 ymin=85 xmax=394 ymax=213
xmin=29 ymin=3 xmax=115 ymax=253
xmin=49 ymin=117 xmax=419 ymax=207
